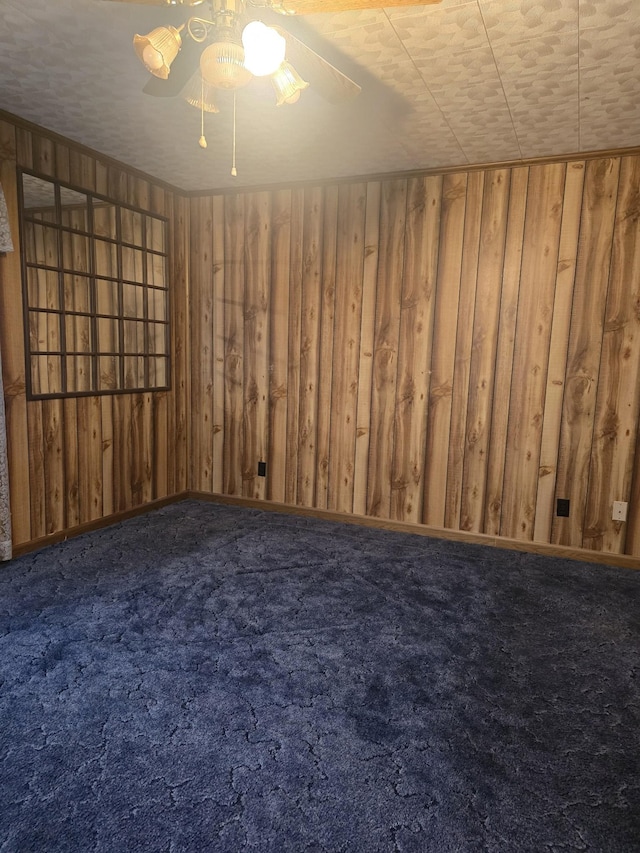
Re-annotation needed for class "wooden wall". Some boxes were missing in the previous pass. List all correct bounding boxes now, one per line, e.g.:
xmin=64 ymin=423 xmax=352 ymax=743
xmin=0 ymin=117 xmax=188 ymax=548
xmin=189 ymin=155 xmax=640 ymax=558
xmin=2 ymin=114 xmax=640 ymax=562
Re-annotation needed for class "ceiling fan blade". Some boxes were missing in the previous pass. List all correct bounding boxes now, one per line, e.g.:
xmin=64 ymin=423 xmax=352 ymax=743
xmin=271 ymin=0 xmax=441 ymax=12
xmin=104 ymin=0 xmax=205 ymax=6
xmin=142 ymin=35 xmax=202 ymax=97
xmin=274 ymin=26 xmax=361 ymax=104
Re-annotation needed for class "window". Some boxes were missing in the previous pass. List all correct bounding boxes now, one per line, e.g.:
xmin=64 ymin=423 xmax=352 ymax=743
xmin=19 ymin=171 xmax=170 ymax=398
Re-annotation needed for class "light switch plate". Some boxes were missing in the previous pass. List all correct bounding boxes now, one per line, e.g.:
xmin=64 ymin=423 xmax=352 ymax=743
xmin=612 ymin=501 xmax=628 ymax=522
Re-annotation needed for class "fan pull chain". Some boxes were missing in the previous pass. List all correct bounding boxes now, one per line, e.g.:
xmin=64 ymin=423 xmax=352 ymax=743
xmin=231 ymin=92 xmax=237 ymax=177
xmin=198 ymin=75 xmax=207 ymax=149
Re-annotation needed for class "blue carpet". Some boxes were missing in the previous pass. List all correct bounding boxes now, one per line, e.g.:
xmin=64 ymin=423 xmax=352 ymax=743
xmin=1 ymin=500 xmax=639 ymax=852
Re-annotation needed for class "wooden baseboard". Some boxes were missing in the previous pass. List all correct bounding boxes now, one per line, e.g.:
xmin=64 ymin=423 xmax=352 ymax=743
xmin=9 ymin=490 xmax=639 ymax=571
xmin=10 ymin=493 xmax=189 ymax=558
xmin=187 ymin=491 xmax=640 ymax=571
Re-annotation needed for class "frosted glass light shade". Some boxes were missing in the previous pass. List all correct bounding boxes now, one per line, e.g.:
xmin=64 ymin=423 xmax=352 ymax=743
xmin=242 ymin=21 xmax=286 ymax=77
xmin=200 ymin=41 xmax=252 ymax=89
xmin=271 ymin=61 xmax=309 ymax=106
xmin=182 ymin=73 xmax=220 ymax=113
xmin=133 ymin=26 xmax=182 ymax=79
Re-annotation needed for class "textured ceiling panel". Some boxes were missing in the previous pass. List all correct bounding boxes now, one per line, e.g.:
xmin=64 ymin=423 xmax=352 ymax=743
xmin=0 ymin=0 xmax=638 ymax=192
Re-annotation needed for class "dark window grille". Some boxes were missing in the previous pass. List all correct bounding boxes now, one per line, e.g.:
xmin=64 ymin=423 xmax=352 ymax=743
xmin=19 ymin=170 xmax=170 ymax=398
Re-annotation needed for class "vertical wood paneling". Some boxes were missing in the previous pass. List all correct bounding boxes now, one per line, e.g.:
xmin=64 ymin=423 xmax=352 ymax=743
xmin=314 ymin=185 xmax=338 ymax=509
xmin=101 ymin=396 xmax=114 ymax=517
xmin=55 ymin=144 xmax=81 ymax=528
xmin=391 ymin=175 xmax=441 ymax=524
xmin=223 ymin=193 xmax=245 ymax=496
xmin=367 ymin=178 xmax=407 ymax=518
xmin=297 ymin=187 xmax=323 ymax=507
xmin=77 ymin=396 xmax=103 ymax=521
xmin=186 ymin=153 xmax=640 ymax=561
xmin=242 ymin=191 xmax=270 ymax=500
xmin=191 ymin=197 xmax=214 ymax=492
xmin=460 ymin=168 xmax=511 ymax=532
xmin=352 ymin=181 xmax=380 ymax=516
xmin=484 ymin=166 xmax=528 ymax=535
xmin=422 ymin=172 xmax=467 ymax=527
xmin=553 ymin=158 xmax=620 ymax=547
xmin=0 ymin=115 xmax=184 ymax=548
xmin=330 ymin=182 xmax=367 ymax=514
xmin=0 ymin=120 xmax=31 ymax=544
xmin=533 ymin=161 xmax=585 ymax=542
xmin=267 ymin=189 xmax=291 ymax=503
xmin=171 ymin=193 xmax=189 ymax=496
xmin=6 ymin=116 xmax=640 ymax=562
xmin=285 ymin=188 xmax=304 ymax=505
xmin=583 ymin=155 xmax=640 ymax=552
xmin=502 ymin=163 xmax=567 ymax=540
xmin=445 ymin=170 xmax=484 ymax=529
xmin=211 ymin=194 xmax=226 ymax=495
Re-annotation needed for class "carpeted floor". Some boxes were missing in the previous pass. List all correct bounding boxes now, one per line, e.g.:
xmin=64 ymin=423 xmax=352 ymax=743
xmin=1 ymin=500 xmax=639 ymax=852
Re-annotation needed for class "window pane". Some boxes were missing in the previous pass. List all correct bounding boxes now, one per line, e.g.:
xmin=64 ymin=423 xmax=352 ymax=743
xmin=146 ymin=252 xmax=166 ymax=287
xmin=66 ymin=356 xmax=94 ymax=393
xmin=146 ymin=216 xmax=165 ymax=252
xmin=147 ymin=287 xmax=167 ymax=322
xmin=62 ymin=232 xmax=90 ymax=274
xmin=123 ymin=320 xmax=145 ymax=354
xmin=95 ymin=238 xmax=118 ymax=278
xmin=96 ymin=278 xmax=119 ymax=317
xmin=122 ymin=283 xmax=145 ymax=319
xmin=124 ymin=356 xmax=145 ymax=389
xmin=29 ymin=310 xmax=61 ymax=353
xmin=65 ymin=314 xmax=93 ymax=354
xmin=99 ymin=355 xmax=121 ymax=391
xmin=122 ymin=246 xmax=144 ymax=283
xmin=121 ymin=208 xmax=144 ymax=247
xmin=149 ymin=323 xmax=167 ymax=355
xmin=31 ymin=355 xmax=63 ymax=395
xmin=27 ymin=267 xmax=59 ymax=310
xmin=64 ymin=274 xmax=91 ymax=314
xmin=24 ymin=221 xmax=59 ymax=267
xmin=93 ymin=202 xmax=117 ymax=240
xmin=98 ymin=317 xmax=119 ymax=353
xmin=60 ymin=187 xmax=89 ymax=233
xmin=22 ymin=175 xmax=56 ymax=219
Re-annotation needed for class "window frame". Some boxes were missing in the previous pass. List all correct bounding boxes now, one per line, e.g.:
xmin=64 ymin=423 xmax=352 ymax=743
xmin=18 ymin=169 xmax=171 ymax=400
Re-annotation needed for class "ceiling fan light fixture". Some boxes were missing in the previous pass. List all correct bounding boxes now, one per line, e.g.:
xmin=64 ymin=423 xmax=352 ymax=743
xmin=241 ymin=21 xmax=286 ymax=77
xmin=133 ymin=25 xmax=183 ymax=80
xmin=182 ymin=72 xmax=220 ymax=113
xmin=271 ymin=61 xmax=308 ymax=106
xmin=199 ymin=40 xmax=252 ymax=90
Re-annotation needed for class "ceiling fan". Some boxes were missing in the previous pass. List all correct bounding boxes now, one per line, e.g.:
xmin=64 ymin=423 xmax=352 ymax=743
xmin=104 ymin=0 xmax=442 ymax=173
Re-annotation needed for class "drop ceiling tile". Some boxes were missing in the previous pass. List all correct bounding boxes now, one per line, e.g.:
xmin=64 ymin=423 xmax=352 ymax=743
xmin=318 ymin=19 xmax=405 ymax=64
xmin=374 ymin=59 xmax=431 ymax=96
xmin=492 ymin=33 xmax=579 ymax=78
xmin=302 ymin=9 xmax=387 ymax=36
xmin=479 ymin=0 xmax=579 ymax=45
xmin=579 ymin=61 xmax=640 ymax=104
xmin=579 ymin=0 xmax=637 ymax=31
xmin=389 ymin=4 xmax=490 ymax=60
xmin=579 ymin=17 xmax=640 ymax=69
xmin=413 ymin=45 xmax=499 ymax=88
xmin=385 ymin=0 xmax=477 ymax=21
xmin=456 ymin=135 xmax=523 ymax=164
xmin=579 ymin=61 xmax=640 ymax=151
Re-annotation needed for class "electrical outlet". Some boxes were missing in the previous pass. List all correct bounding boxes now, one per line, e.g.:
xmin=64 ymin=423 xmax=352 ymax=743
xmin=258 ymin=461 xmax=266 ymax=477
xmin=612 ymin=501 xmax=628 ymax=522
xmin=556 ymin=498 xmax=570 ymax=517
